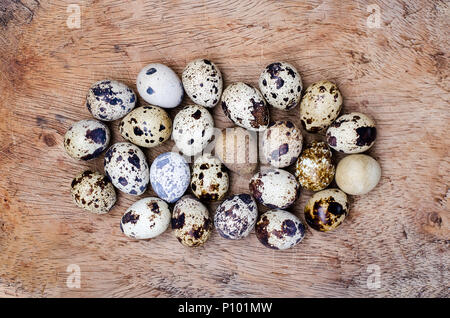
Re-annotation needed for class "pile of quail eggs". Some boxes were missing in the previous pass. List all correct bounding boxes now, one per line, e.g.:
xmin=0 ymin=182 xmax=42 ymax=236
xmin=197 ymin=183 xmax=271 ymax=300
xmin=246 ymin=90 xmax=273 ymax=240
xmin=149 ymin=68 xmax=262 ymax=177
xmin=65 ymin=59 xmax=380 ymax=250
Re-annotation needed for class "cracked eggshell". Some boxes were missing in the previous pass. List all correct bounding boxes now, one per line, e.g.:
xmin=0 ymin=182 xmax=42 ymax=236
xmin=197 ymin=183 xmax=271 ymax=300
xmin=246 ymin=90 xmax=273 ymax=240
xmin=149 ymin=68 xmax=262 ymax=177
xmin=249 ymin=168 xmax=300 ymax=209
xmin=120 ymin=197 xmax=171 ymax=239
xmin=64 ymin=119 xmax=110 ymax=160
xmin=171 ymin=195 xmax=212 ymax=247
xmin=191 ymin=154 xmax=229 ymax=201
xmin=172 ymin=105 xmax=214 ymax=156
xmin=262 ymin=120 xmax=303 ymax=168
xmin=71 ymin=170 xmax=116 ymax=214
xmin=295 ymin=141 xmax=335 ymax=191
xmin=255 ymin=210 xmax=305 ymax=250
xmin=300 ymin=80 xmax=343 ymax=132
xmin=214 ymin=193 xmax=258 ymax=240
xmin=119 ymin=105 xmax=172 ymax=148
xmin=104 ymin=142 xmax=150 ymax=195
xmin=221 ymin=82 xmax=270 ymax=131
xmin=304 ymin=188 xmax=349 ymax=232
xmin=182 ymin=59 xmax=223 ymax=108
xmin=335 ymin=154 xmax=381 ymax=195
xmin=86 ymin=80 xmax=136 ymax=121
xmin=136 ymin=63 xmax=184 ymax=109
xmin=326 ymin=112 xmax=377 ymax=154
xmin=150 ymin=152 xmax=190 ymax=203
xmin=259 ymin=62 xmax=302 ymax=110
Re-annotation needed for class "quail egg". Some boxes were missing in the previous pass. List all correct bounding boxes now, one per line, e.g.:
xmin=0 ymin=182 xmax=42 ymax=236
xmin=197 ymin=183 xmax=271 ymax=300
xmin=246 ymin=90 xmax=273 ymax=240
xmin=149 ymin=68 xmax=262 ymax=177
xmin=300 ymin=80 xmax=343 ymax=132
xmin=221 ymin=82 xmax=269 ymax=131
xmin=171 ymin=195 xmax=212 ymax=247
xmin=182 ymin=59 xmax=223 ymax=108
xmin=295 ymin=141 xmax=335 ymax=191
xmin=304 ymin=188 xmax=349 ymax=232
xmin=86 ymin=80 xmax=136 ymax=121
xmin=136 ymin=63 xmax=184 ymax=109
xmin=119 ymin=105 xmax=172 ymax=148
xmin=191 ymin=154 xmax=229 ymax=201
xmin=104 ymin=142 xmax=150 ymax=195
xmin=255 ymin=210 xmax=305 ymax=250
xmin=259 ymin=62 xmax=302 ymax=110
xmin=70 ymin=170 xmax=116 ymax=214
xmin=214 ymin=193 xmax=258 ymax=240
xmin=64 ymin=119 xmax=110 ymax=160
xmin=120 ymin=197 xmax=171 ymax=239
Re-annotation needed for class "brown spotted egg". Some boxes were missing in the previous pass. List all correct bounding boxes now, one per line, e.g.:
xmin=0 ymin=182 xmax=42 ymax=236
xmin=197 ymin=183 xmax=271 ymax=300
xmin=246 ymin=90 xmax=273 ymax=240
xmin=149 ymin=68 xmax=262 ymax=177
xmin=300 ymin=80 xmax=343 ymax=132
xmin=261 ymin=120 xmax=303 ymax=168
xmin=326 ymin=112 xmax=377 ymax=154
xmin=255 ymin=210 xmax=306 ymax=250
xmin=191 ymin=154 xmax=229 ymax=201
xmin=182 ymin=59 xmax=223 ymax=108
xmin=295 ymin=141 xmax=335 ymax=191
xmin=70 ymin=170 xmax=116 ymax=214
xmin=221 ymin=82 xmax=270 ymax=131
xmin=259 ymin=62 xmax=302 ymax=110
xmin=172 ymin=105 xmax=214 ymax=156
xmin=171 ymin=195 xmax=212 ymax=247
xmin=249 ymin=168 xmax=300 ymax=209
xmin=119 ymin=105 xmax=172 ymax=148
xmin=304 ymin=188 xmax=349 ymax=232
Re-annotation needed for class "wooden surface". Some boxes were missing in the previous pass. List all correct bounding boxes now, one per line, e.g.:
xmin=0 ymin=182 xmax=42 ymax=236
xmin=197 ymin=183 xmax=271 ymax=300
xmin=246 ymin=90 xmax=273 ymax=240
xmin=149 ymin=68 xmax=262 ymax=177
xmin=0 ymin=0 xmax=448 ymax=298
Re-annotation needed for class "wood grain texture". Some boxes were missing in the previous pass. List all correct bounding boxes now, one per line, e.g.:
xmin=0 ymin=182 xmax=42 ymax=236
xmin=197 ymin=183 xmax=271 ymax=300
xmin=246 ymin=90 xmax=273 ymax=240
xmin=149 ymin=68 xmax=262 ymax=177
xmin=0 ymin=0 xmax=448 ymax=297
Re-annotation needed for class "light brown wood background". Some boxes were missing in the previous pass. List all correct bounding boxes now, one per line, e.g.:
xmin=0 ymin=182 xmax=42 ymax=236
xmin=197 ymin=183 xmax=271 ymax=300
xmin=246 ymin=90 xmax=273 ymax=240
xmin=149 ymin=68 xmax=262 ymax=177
xmin=0 ymin=0 xmax=448 ymax=297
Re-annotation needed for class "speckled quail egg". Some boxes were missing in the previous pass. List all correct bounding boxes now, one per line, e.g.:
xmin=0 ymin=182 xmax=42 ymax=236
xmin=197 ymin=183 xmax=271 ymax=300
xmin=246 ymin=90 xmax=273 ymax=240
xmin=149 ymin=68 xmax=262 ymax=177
xmin=120 ymin=197 xmax=171 ymax=239
xmin=221 ymin=82 xmax=270 ymax=131
xmin=261 ymin=120 xmax=303 ymax=168
xmin=295 ymin=141 xmax=335 ymax=191
xmin=214 ymin=193 xmax=258 ymax=240
xmin=70 ymin=170 xmax=116 ymax=214
xmin=214 ymin=127 xmax=258 ymax=175
xmin=326 ymin=112 xmax=377 ymax=154
xmin=255 ymin=210 xmax=305 ymax=250
xmin=119 ymin=105 xmax=172 ymax=148
xmin=136 ymin=63 xmax=184 ymax=109
xmin=304 ymin=188 xmax=349 ymax=232
xmin=171 ymin=195 xmax=212 ymax=247
xmin=259 ymin=62 xmax=302 ymax=110
xmin=150 ymin=152 xmax=190 ymax=203
xmin=86 ymin=80 xmax=136 ymax=121
xmin=335 ymin=154 xmax=381 ymax=195
xmin=172 ymin=105 xmax=214 ymax=156
xmin=182 ymin=59 xmax=223 ymax=108
xmin=64 ymin=119 xmax=110 ymax=160
xmin=300 ymin=80 xmax=343 ymax=132
xmin=249 ymin=168 xmax=300 ymax=209
xmin=104 ymin=142 xmax=150 ymax=195
xmin=191 ymin=154 xmax=229 ymax=201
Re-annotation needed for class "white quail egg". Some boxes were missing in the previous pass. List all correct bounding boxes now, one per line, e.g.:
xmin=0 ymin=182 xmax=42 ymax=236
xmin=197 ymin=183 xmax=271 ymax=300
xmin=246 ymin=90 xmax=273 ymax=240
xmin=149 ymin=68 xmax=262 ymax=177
xmin=191 ymin=154 xmax=229 ymax=201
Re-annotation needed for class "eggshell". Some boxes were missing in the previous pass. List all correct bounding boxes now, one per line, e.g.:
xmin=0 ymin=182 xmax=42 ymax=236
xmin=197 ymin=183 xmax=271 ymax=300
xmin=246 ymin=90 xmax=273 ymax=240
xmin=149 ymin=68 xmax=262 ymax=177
xmin=64 ymin=119 xmax=110 ymax=160
xmin=171 ymin=195 xmax=212 ymax=247
xmin=136 ymin=63 xmax=184 ymax=109
xmin=119 ymin=105 xmax=172 ymax=148
xmin=191 ymin=154 xmax=229 ymax=201
xmin=104 ymin=142 xmax=150 ymax=195
xmin=120 ymin=197 xmax=171 ymax=239
xmin=86 ymin=80 xmax=136 ymax=121
xmin=259 ymin=62 xmax=302 ymax=110
xmin=150 ymin=152 xmax=190 ymax=203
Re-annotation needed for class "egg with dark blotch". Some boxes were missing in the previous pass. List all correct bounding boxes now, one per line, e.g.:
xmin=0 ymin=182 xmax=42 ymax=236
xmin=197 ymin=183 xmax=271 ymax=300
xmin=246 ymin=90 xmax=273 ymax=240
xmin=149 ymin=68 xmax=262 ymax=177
xmin=119 ymin=105 xmax=172 ymax=148
xmin=103 ymin=142 xmax=150 ymax=195
xmin=214 ymin=193 xmax=258 ymax=240
xmin=64 ymin=119 xmax=110 ymax=160
xmin=191 ymin=154 xmax=229 ymax=202
xmin=255 ymin=210 xmax=305 ymax=250
xmin=171 ymin=195 xmax=212 ymax=247
xmin=304 ymin=188 xmax=348 ymax=232
xmin=86 ymin=80 xmax=136 ymax=121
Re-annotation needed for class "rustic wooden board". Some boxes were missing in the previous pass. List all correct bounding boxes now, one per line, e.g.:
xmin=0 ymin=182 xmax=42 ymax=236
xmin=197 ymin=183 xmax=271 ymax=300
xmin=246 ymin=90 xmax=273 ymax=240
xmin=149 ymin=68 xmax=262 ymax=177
xmin=0 ymin=0 xmax=448 ymax=297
